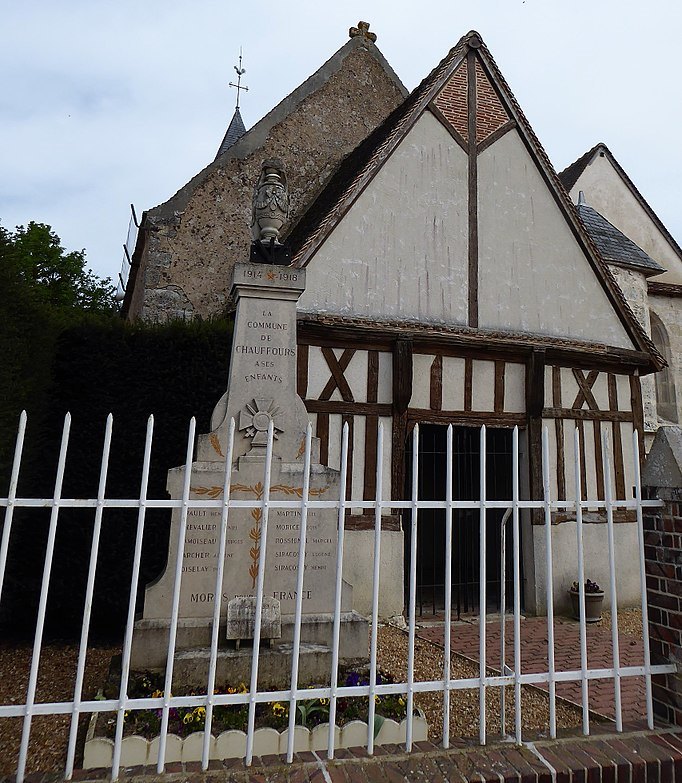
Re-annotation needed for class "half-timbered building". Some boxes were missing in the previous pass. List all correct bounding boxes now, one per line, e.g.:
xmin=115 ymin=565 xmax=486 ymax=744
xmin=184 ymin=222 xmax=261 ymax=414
xmin=123 ymin=27 xmax=674 ymax=618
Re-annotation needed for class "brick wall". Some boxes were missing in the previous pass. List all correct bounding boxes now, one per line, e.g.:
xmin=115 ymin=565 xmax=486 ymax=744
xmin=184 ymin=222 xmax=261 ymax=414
xmin=644 ymin=486 xmax=682 ymax=725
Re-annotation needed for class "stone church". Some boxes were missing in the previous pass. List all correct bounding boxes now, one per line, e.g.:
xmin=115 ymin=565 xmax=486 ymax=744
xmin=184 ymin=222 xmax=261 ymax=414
xmin=121 ymin=26 xmax=681 ymax=617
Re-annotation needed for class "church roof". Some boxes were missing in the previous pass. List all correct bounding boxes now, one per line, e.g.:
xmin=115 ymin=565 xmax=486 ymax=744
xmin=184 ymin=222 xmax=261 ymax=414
xmin=577 ymin=201 xmax=665 ymax=276
xmin=559 ymin=142 xmax=682 ymax=265
xmin=285 ymin=30 xmax=664 ymax=371
xmin=216 ymin=107 xmax=246 ymax=159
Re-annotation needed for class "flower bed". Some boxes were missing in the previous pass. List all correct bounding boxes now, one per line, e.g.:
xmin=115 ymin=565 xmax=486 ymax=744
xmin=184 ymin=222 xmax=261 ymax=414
xmin=84 ymin=668 xmax=427 ymax=768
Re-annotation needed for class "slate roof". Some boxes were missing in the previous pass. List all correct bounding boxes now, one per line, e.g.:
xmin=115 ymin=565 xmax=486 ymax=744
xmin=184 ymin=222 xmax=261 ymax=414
xmin=559 ymin=143 xmax=682 ymax=265
xmin=577 ymin=203 xmax=665 ymax=275
xmin=215 ymin=107 xmax=246 ymax=159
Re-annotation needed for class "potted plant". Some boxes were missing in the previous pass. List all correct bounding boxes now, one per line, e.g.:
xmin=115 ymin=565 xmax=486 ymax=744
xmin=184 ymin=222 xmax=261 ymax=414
xmin=569 ymin=579 xmax=604 ymax=622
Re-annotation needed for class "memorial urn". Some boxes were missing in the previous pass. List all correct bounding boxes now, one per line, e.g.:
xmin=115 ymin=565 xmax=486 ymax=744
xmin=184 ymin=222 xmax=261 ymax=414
xmin=252 ymin=160 xmax=289 ymax=242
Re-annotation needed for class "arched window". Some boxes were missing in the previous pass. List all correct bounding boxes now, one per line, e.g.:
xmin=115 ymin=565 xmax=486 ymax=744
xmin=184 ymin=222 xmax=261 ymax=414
xmin=650 ymin=312 xmax=678 ymax=423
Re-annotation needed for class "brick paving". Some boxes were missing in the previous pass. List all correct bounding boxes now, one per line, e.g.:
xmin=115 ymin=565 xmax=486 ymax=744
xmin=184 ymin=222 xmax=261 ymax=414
xmin=11 ymin=729 xmax=682 ymax=783
xmin=417 ymin=615 xmax=647 ymax=723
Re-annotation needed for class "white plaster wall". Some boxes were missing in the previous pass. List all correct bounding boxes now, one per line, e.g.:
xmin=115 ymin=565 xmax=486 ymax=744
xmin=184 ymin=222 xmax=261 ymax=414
xmin=442 ymin=357 xmax=466 ymax=409
xmin=532 ymin=521 xmax=641 ymax=614
xmin=609 ymin=266 xmax=657 ymax=432
xmin=477 ymin=132 xmax=634 ymax=349
xmin=650 ymin=295 xmax=682 ymax=425
xmin=569 ymin=155 xmax=682 ymax=285
xmin=505 ymin=363 xmax=526 ymax=413
xmin=471 ymin=360 xmax=495 ymax=411
xmin=410 ymin=354 xmax=435 ymax=408
xmin=377 ymin=352 xmax=393 ymax=404
xmin=299 ymin=112 xmax=469 ymax=325
xmin=343 ymin=530 xmax=404 ymax=617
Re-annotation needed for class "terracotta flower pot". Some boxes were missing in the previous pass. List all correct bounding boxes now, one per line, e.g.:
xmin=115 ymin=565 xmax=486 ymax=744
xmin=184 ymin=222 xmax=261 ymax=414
xmin=569 ymin=588 xmax=604 ymax=623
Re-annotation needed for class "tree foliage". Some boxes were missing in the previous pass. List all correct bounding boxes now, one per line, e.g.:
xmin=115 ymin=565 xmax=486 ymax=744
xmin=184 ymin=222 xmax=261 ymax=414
xmin=0 ymin=221 xmax=116 ymax=313
xmin=0 ymin=220 xmax=117 ymax=481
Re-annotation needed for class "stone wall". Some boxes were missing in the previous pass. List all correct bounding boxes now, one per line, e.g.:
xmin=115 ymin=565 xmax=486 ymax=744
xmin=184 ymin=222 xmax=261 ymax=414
xmin=128 ymin=40 xmax=406 ymax=322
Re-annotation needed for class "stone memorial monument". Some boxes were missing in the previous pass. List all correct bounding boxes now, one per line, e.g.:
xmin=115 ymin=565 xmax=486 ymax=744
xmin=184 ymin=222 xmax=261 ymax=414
xmin=131 ymin=164 xmax=366 ymax=686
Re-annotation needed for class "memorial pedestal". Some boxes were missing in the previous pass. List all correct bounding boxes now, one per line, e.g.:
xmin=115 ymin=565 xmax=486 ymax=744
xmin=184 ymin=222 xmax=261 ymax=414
xmin=131 ymin=262 xmax=368 ymax=686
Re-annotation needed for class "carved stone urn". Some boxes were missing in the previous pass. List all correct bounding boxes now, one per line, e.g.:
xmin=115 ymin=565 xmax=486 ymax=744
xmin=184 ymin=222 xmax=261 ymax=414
xmin=251 ymin=159 xmax=289 ymax=243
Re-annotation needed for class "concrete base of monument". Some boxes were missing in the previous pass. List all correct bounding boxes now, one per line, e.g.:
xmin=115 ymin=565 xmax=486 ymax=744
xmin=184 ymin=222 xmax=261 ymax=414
xmin=173 ymin=643 xmax=341 ymax=690
xmin=130 ymin=611 xmax=368 ymax=685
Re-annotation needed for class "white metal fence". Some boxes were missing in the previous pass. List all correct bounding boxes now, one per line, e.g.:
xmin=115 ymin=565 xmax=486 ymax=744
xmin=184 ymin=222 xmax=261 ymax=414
xmin=0 ymin=412 xmax=674 ymax=781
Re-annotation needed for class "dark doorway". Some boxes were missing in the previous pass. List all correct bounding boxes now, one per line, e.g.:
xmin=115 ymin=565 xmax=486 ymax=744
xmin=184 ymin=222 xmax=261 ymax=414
xmin=404 ymin=424 xmax=521 ymax=618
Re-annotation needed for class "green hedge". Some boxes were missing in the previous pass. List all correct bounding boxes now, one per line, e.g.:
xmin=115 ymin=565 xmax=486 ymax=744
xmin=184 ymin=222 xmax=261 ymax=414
xmin=1 ymin=317 xmax=233 ymax=640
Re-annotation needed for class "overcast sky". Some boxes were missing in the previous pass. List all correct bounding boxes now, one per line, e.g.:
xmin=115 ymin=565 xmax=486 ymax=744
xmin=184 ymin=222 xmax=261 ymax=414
xmin=2 ymin=0 xmax=681 ymax=287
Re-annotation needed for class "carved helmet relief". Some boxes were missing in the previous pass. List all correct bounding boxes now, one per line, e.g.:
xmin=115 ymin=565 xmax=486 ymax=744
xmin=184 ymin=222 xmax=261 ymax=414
xmin=238 ymin=398 xmax=285 ymax=450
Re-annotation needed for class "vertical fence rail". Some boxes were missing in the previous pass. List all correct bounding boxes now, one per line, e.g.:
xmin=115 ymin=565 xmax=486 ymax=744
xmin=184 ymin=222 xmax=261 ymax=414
xmin=65 ymin=415 xmax=113 ymax=779
xmin=478 ymin=425 xmax=487 ymax=745
xmin=286 ymin=424 xmax=313 ymax=763
xmin=0 ymin=410 xmax=27 ymax=605
xmin=202 ymin=418 xmax=236 ymax=770
xmin=157 ymin=417 xmax=197 ymax=773
xmin=406 ymin=425 xmax=419 ymax=752
xmin=602 ymin=430 xmax=622 ymax=732
xmin=366 ymin=421 xmax=384 ymax=755
xmin=111 ymin=416 xmax=154 ymax=780
xmin=511 ymin=426 xmax=522 ymax=744
xmin=573 ymin=427 xmax=590 ymax=735
xmin=633 ymin=428 xmax=654 ymax=729
xmin=17 ymin=414 xmax=72 ymax=783
xmin=442 ymin=424 xmax=454 ymax=748
xmin=327 ymin=422 xmax=350 ymax=759
xmin=541 ymin=427 xmax=557 ymax=739
xmin=245 ymin=423 xmax=275 ymax=766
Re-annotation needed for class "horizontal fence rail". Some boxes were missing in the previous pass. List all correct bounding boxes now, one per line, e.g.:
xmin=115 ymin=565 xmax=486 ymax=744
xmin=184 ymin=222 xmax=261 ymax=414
xmin=0 ymin=412 xmax=672 ymax=781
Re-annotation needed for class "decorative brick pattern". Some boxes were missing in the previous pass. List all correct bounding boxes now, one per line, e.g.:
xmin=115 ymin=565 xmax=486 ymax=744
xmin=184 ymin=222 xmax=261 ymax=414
xmin=644 ymin=488 xmax=682 ymax=726
xmin=434 ymin=61 xmax=468 ymax=141
xmin=433 ymin=57 xmax=509 ymax=147
xmin=474 ymin=60 xmax=509 ymax=143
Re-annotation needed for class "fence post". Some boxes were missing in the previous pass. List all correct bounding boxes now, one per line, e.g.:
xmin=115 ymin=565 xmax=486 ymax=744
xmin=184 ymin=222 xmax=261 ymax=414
xmin=642 ymin=425 xmax=682 ymax=726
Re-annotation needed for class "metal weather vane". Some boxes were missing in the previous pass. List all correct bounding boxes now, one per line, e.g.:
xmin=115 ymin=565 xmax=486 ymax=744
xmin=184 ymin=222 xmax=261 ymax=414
xmin=229 ymin=49 xmax=249 ymax=110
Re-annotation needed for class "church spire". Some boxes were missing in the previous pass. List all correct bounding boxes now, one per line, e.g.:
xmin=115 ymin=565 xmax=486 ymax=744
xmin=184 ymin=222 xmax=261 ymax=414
xmin=215 ymin=50 xmax=249 ymax=159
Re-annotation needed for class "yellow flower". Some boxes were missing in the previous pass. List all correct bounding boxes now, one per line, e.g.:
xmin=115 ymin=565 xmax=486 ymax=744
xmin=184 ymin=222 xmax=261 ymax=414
xmin=227 ymin=687 xmax=237 ymax=694
xmin=319 ymin=698 xmax=329 ymax=706
xmin=398 ymin=697 xmax=405 ymax=707
xmin=194 ymin=707 xmax=206 ymax=718
xmin=374 ymin=695 xmax=381 ymax=704
xmin=238 ymin=683 xmax=248 ymax=694
xmin=183 ymin=713 xmax=193 ymax=724
xmin=272 ymin=703 xmax=286 ymax=717
xmin=151 ymin=690 xmax=163 ymax=699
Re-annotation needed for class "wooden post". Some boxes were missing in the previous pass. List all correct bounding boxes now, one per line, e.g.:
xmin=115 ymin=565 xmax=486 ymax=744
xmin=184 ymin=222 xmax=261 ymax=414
xmin=526 ymin=349 xmax=545 ymax=523
xmin=391 ymin=338 xmax=413 ymax=502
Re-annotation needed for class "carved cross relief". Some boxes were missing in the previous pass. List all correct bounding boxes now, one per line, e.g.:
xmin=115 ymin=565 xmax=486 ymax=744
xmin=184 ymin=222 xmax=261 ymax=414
xmin=349 ymin=21 xmax=377 ymax=42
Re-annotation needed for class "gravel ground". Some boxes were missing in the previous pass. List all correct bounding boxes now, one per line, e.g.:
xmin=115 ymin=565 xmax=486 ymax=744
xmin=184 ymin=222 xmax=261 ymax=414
xmin=377 ymin=624 xmax=584 ymax=744
xmin=0 ymin=610 xmax=643 ymax=776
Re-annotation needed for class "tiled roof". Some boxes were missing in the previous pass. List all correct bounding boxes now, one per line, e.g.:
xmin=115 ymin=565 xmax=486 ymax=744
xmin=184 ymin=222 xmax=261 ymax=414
xmin=215 ymin=107 xmax=246 ymax=159
xmin=577 ymin=203 xmax=665 ymax=275
xmin=558 ymin=143 xmax=601 ymax=192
